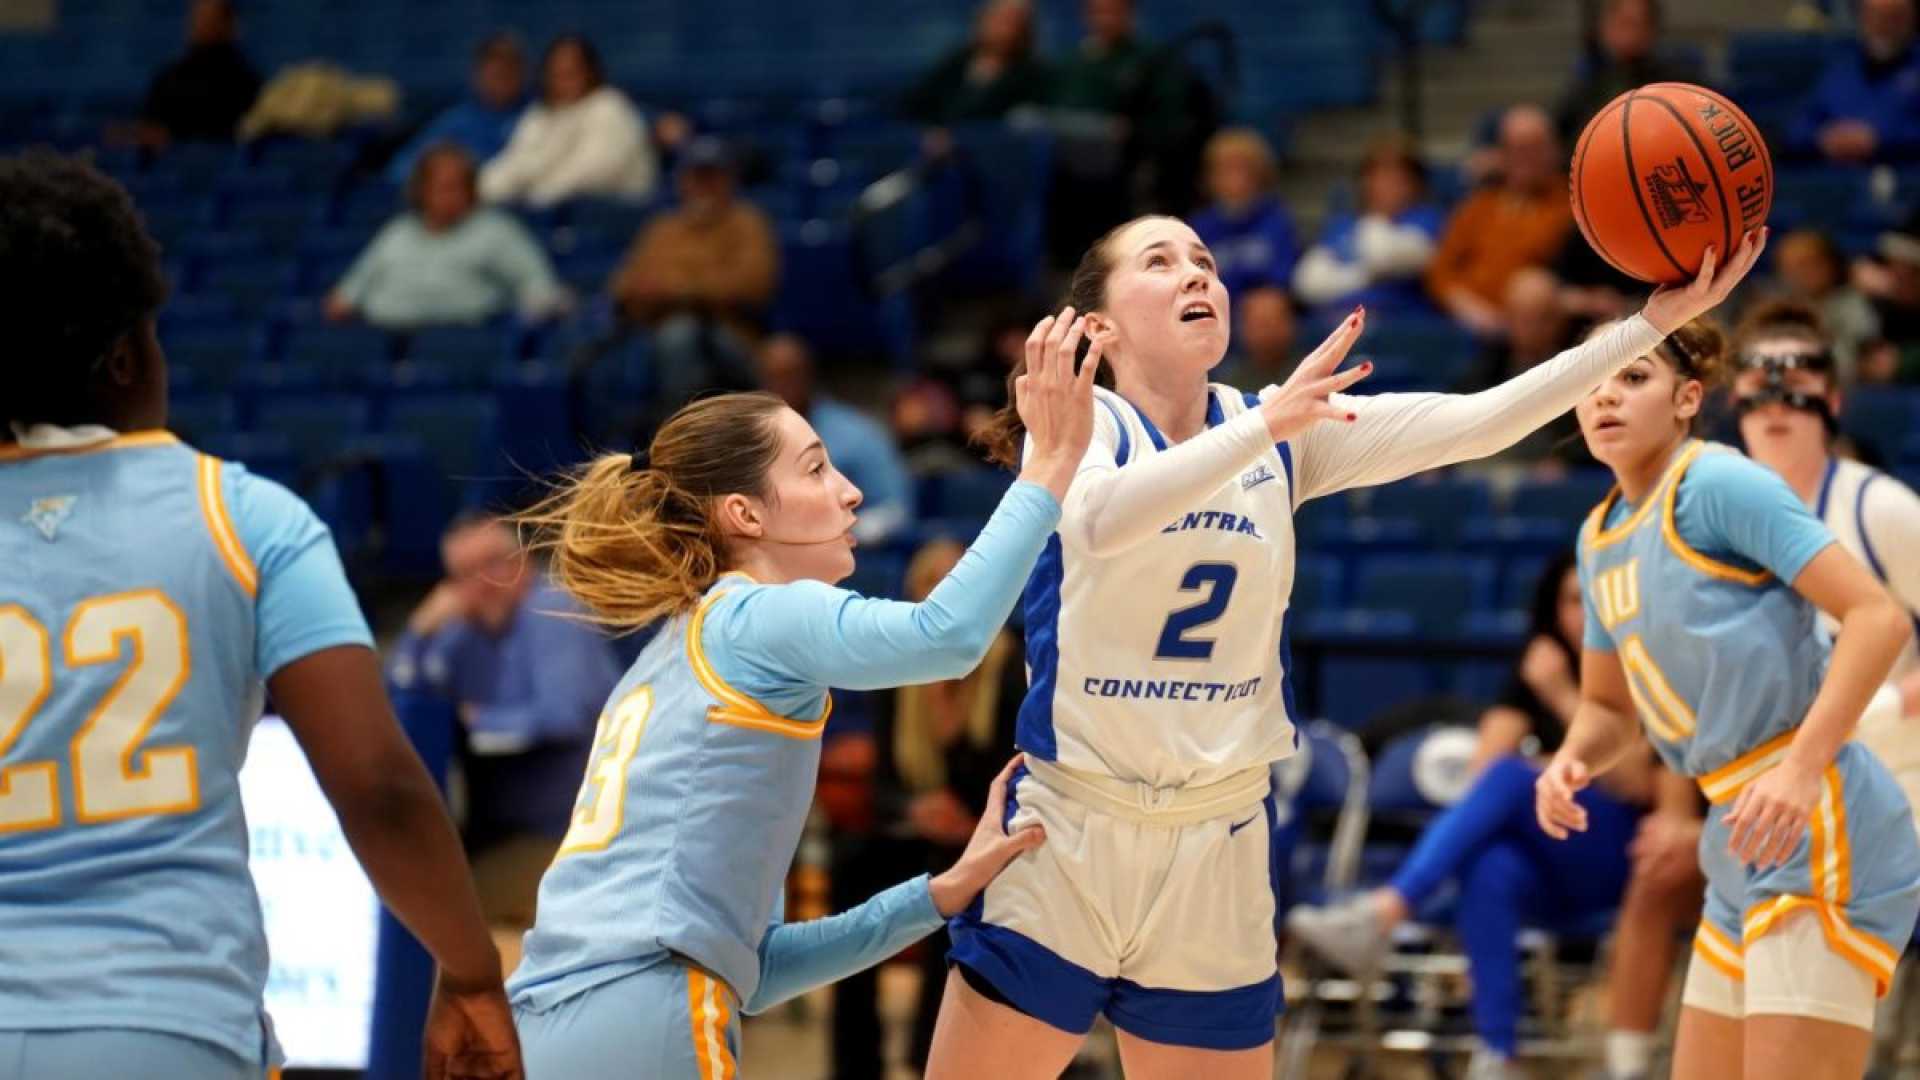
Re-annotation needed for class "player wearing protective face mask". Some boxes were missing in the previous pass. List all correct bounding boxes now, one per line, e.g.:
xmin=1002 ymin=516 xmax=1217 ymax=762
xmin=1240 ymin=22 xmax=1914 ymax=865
xmin=1730 ymin=300 xmax=1920 ymax=813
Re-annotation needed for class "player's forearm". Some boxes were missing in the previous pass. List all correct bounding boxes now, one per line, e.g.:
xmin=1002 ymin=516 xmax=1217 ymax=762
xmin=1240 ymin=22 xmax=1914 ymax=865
xmin=1060 ymin=408 xmax=1274 ymax=556
xmin=1556 ymin=699 xmax=1641 ymax=776
xmin=741 ymin=875 xmax=941 ymax=1014
xmin=331 ymin=766 xmax=502 ymax=986
xmin=1789 ymin=598 xmax=1914 ymax=774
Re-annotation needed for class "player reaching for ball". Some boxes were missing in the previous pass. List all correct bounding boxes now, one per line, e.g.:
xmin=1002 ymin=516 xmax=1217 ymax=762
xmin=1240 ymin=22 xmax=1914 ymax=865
xmin=503 ymin=324 xmax=1100 ymax=1077
xmin=1537 ymin=312 xmax=1920 ymax=1080
xmin=921 ymin=213 xmax=1764 ymax=1080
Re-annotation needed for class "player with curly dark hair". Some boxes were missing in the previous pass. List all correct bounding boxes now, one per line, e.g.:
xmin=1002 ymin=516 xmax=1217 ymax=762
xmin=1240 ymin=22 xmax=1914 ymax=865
xmin=0 ymin=150 xmax=523 ymax=1079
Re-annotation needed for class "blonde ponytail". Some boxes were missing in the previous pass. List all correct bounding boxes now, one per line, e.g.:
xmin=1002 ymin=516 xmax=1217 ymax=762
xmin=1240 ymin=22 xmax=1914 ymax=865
xmin=514 ymin=391 xmax=788 ymax=633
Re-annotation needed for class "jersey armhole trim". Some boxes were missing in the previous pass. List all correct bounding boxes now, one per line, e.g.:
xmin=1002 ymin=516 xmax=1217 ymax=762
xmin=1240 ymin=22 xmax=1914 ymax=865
xmin=196 ymin=455 xmax=259 ymax=597
xmin=685 ymin=589 xmax=833 ymax=739
xmin=1659 ymin=445 xmax=1772 ymax=587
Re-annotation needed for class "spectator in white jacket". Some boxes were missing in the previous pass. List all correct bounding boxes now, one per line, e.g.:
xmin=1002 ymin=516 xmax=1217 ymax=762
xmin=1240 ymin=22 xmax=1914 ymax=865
xmin=479 ymin=34 xmax=657 ymax=208
xmin=1292 ymin=136 xmax=1445 ymax=321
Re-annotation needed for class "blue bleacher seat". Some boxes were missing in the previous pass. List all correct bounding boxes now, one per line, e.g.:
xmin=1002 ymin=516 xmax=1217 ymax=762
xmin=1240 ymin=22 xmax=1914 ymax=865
xmin=384 ymin=392 xmax=502 ymax=485
xmin=167 ymin=391 xmax=236 ymax=445
xmin=251 ymin=393 xmax=372 ymax=469
xmin=195 ymin=432 xmax=300 ymax=489
xmin=489 ymin=362 xmax=577 ymax=478
xmin=398 ymin=325 xmax=514 ymax=371
xmin=1317 ymin=653 xmax=1442 ymax=729
xmin=1844 ymin=385 xmax=1920 ymax=465
xmin=1508 ymin=472 xmax=1612 ymax=528
xmin=1292 ymin=555 xmax=1345 ymax=614
xmin=278 ymin=324 xmax=401 ymax=379
xmin=918 ymin=469 xmax=1011 ymax=520
xmin=192 ymin=255 xmax=297 ymax=318
xmin=161 ymin=323 xmax=258 ymax=390
xmin=1362 ymin=475 xmax=1493 ymax=547
xmin=842 ymin=545 xmax=909 ymax=599
xmin=1352 ymin=554 xmax=1495 ymax=635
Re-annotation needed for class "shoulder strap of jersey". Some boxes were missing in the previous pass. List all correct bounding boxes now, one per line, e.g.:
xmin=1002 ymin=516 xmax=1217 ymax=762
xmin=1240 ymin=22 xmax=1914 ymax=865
xmin=194 ymin=454 xmax=259 ymax=597
xmin=1658 ymin=442 xmax=1771 ymax=586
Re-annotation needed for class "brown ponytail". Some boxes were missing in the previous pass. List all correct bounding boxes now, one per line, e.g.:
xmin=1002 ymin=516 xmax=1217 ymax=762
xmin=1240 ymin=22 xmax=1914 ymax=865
xmin=973 ymin=215 xmax=1164 ymax=467
xmin=514 ymin=392 xmax=787 ymax=633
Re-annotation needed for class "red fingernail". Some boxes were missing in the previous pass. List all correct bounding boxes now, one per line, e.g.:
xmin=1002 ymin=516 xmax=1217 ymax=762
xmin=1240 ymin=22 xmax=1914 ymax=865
xmin=1361 ymin=361 xmax=1373 ymax=371
xmin=1346 ymin=412 xmax=1357 ymax=422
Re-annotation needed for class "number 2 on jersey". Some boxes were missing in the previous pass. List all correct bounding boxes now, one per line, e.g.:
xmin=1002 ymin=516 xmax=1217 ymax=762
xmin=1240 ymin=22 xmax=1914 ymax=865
xmin=1155 ymin=562 xmax=1240 ymax=661
xmin=0 ymin=592 xmax=197 ymax=834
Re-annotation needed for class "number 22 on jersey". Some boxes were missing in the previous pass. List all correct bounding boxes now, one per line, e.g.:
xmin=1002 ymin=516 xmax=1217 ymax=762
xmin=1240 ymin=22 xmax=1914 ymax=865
xmin=0 ymin=591 xmax=198 ymax=834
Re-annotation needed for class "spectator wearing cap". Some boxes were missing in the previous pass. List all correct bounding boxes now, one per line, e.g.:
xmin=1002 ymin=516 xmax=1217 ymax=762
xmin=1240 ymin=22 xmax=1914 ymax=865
xmin=479 ymin=33 xmax=659 ymax=207
xmin=1188 ymin=129 xmax=1300 ymax=300
xmin=136 ymin=0 xmax=261 ymax=147
xmin=610 ymin=136 xmax=779 ymax=407
xmin=387 ymin=32 xmax=530 ymax=186
xmin=1293 ymin=136 xmax=1444 ymax=321
xmin=1551 ymin=0 xmax=1701 ymax=141
xmin=327 ymin=143 xmax=565 ymax=330
xmin=1791 ymin=0 xmax=1920 ymax=163
xmin=758 ymin=333 xmax=914 ymax=544
xmin=1426 ymin=104 xmax=1574 ymax=337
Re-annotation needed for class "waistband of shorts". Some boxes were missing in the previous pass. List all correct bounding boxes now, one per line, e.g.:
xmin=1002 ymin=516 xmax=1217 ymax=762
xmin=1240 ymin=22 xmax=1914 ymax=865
xmin=1022 ymin=758 xmax=1271 ymax=826
xmin=1699 ymin=729 xmax=1797 ymax=804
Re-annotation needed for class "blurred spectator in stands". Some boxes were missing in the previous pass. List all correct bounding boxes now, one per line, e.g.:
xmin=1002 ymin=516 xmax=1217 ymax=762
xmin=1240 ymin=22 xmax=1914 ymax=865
xmin=1551 ymin=230 xmax=1641 ymax=327
xmin=1459 ymin=268 xmax=1582 ymax=469
xmin=611 ymin=136 xmax=777 ymax=406
xmin=902 ymin=0 xmax=1048 ymax=133
xmin=135 ymin=0 xmax=260 ymax=148
xmin=1854 ymin=210 xmax=1920 ymax=378
xmin=1790 ymin=0 xmax=1920 ymax=163
xmin=1552 ymin=0 xmax=1700 ymax=141
xmin=758 ymin=333 xmax=914 ymax=543
xmin=1043 ymin=0 xmax=1192 ymax=266
xmin=389 ymin=511 xmax=621 ymax=948
xmin=326 ymin=144 xmax=565 ymax=330
xmin=1426 ymin=105 xmax=1573 ymax=337
xmin=1293 ymin=135 xmax=1443 ymax=321
xmin=892 ymin=306 xmax=1036 ymax=471
xmin=387 ymin=32 xmax=529 ymax=186
xmin=829 ymin=537 xmax=1024 ymax=1080
xmin=1216 ymin=287 xmax=1299 ymax=388
xmin=1188 ymin=129 xmax=1299 ymax=299
xmin=1769 ymin=228 xmax=1882 ymax=382
xmin=479 ymin=34 xmax=658 ymax=207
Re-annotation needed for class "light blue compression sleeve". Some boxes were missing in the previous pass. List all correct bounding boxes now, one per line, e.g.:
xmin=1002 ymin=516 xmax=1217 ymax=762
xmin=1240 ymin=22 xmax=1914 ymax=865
xmin=703 ymin=481 xmax=1060 ymax=716
xmin=741 ymin=875 xmax=943 ymax=1014
xmin=1675 ymin=450 xmax=1837 ymax=584
xmin=226 ymin=466 xmax=374 ymax=678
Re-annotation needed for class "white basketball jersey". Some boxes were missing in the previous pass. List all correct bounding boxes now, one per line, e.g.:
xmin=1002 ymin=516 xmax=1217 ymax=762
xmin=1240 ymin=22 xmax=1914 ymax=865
xmin=1816 ymin=457 xmax=1920 ymax=680
xmin=1016 ymin=385 xmax=1300 ymax=788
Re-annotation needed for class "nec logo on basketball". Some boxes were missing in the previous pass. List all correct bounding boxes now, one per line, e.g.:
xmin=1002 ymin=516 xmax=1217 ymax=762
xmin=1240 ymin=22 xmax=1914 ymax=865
xmin=1644 ymin=158 xmax=1711 ymax=230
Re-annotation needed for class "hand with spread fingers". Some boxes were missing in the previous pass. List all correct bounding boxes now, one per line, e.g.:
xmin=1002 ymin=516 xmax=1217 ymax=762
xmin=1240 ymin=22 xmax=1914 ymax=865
xmin=1721 ymin=759 xmax=1820 ymax=870
xmin=1254 ymin=306 xmax=1373 ymax=442
xmin=1014 ymin=306 xmax=1104 ymax=502
xmin=1535 ymin=754 xmax=1593 ymax=840
xmin=1641 ymin=228 xmax=1769 ymax=335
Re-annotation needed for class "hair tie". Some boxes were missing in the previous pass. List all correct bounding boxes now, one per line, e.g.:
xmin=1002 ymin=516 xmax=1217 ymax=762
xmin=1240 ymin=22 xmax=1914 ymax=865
xmin=629 ymin=449 xmax=650 ymax=473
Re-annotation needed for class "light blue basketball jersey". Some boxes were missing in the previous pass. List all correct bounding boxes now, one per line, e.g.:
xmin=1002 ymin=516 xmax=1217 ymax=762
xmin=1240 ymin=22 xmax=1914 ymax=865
xmin=1578 ymin=440 xmax=1835 ymax=783
xmin=510 ymin=481 xmax=1062 ymax=1017
xmin=1579 ymin=440 xmax=1920 ymax=988
xmin=0 ymin=430 xmax=372 ymax=1066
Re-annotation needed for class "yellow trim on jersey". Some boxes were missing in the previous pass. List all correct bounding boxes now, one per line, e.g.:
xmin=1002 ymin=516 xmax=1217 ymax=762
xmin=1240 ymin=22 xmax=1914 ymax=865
xmin=1698 ymin=729 xmax=1796 ymax=804
xmin=1743 ymin=895 xmax=1900 ymax=995
xmin=687 ymin=968 xmax=737 ymax=1080
xmin=0 ymin=430 xmax=177 ymax=461
xmin=196 ymin=455 xmax=259 ymax=597
xmin=1660 ymin=444 xmax=1773 ymax=586
xmin=685 ymin=589 xmax=832 ymax=739
xmin=1692 ymin=919 xmax=1745 ymax=982
xmin=1586 ymin=440 xmax=1699 ymax=551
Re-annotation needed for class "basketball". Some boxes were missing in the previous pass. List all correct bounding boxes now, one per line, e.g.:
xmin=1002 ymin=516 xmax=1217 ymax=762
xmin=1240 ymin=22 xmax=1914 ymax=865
xmin=1569 ymin=82 xmax=1772 ymax=285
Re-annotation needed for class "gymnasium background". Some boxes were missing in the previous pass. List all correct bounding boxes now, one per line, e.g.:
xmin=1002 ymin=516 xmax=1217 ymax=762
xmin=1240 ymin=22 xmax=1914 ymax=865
xmin=4 ymin=0 xmax=1918 ymax=1076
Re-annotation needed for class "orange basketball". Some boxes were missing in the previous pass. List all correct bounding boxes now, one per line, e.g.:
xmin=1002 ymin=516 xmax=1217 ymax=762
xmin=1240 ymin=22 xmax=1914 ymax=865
xmin=1569 ymin=82 xmax=1772 ymax=285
